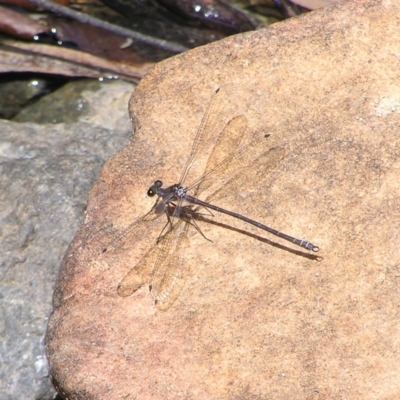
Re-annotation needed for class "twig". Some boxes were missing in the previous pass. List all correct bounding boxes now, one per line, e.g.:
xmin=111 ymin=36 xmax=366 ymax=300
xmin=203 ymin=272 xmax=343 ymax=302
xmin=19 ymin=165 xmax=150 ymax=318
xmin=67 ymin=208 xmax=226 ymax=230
xmin=28 ymin=0 xmax=189 ymax=53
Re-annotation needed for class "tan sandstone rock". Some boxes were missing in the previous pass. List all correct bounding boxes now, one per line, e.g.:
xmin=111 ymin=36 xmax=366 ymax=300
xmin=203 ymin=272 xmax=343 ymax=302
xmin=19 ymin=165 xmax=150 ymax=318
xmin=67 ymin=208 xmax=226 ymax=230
xmin=46 ymin=1 xmax=400 ymax=398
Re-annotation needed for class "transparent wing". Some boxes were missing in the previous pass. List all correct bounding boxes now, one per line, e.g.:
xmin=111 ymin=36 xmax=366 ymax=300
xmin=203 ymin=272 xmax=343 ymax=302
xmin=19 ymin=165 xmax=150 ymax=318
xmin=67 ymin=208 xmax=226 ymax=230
xmin=186 ymin=109 xmax=284 ymax=203
xmin=149 ymin=218 xmax=191 ymax=311
xmin=204 ymin=146 xmax=286 ymax=204
xmin=190 ymin=115 xmax=251 ymax=197
xmin=179 ymin=85 xmax=245 ymax=188
xmin=116 ymin=209 xmax=191 ymax=311
xmin=116 ymin=226 xmax=169 ymax=297
xmin=104 ymin=198 xmax=165 ymax=254
xmin=104 ymin=203 xmax=166 ymax=297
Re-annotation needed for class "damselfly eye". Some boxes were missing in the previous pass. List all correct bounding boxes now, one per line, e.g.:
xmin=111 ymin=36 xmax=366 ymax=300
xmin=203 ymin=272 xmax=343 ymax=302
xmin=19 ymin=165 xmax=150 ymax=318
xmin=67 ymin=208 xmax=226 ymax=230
xmin=147 ymin=180 xmax=163 ymax=197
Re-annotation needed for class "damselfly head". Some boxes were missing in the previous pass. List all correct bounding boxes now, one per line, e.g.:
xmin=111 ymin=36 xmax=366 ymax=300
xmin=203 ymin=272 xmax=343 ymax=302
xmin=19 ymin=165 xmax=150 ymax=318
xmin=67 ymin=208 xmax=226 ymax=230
xmin=147 ymin=180 xmax=163 ymax=197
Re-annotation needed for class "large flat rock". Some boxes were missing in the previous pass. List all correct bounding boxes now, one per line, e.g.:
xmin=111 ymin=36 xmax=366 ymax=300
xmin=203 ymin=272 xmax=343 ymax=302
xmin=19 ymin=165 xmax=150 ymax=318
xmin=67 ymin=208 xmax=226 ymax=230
xmin=46 ymin=1 xmax=400 ymax=399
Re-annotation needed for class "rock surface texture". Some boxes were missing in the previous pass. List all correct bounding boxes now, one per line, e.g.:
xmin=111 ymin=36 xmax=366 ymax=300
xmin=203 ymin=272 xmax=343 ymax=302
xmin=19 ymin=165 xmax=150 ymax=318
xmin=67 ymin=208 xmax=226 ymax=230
xmin=46 ymin=1 xmax=400 ymax=399
xmin=0 ymin=79 xmax=134 ymax=400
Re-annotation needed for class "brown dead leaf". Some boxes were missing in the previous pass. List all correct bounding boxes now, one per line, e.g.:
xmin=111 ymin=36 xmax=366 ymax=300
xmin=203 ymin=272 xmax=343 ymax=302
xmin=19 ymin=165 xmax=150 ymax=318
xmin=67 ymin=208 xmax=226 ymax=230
xmin=0 ymin=39 xmax=153 ymax=81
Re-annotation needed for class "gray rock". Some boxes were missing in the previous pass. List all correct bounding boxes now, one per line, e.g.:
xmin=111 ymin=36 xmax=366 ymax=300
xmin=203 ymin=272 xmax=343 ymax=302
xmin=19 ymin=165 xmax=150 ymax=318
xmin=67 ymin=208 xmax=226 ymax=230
xmin=0 ymin=80 xmax=134 ymax=399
